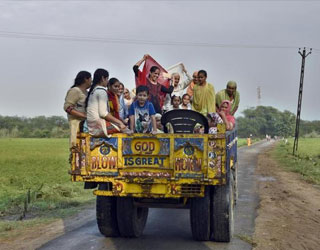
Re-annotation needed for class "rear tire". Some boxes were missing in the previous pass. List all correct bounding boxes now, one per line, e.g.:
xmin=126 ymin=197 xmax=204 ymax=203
xmin=96 ymin=196 xmax=119 ymax=237
xmin=116 ymin=197 xmax=148 ymax=237
xmin=211 ymin=173 xmax=234 ymax=242
xmin=190 ymin=188 xmax=211 ymax=241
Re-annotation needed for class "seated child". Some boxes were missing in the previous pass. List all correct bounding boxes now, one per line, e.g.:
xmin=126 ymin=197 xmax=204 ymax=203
xmin=180 ymin=93 xmax=192 ymax=110
xmin=129 ymin=85 xmax=157 ymax=134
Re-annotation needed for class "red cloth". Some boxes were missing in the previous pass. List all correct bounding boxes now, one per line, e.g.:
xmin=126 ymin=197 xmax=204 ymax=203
xmin=107 ymin=90 xmax=120 ymax=119
xmin=135 ymin=55 xmax=170 ymax=108
xmin=135 ymin=55 xmax=169 ymax=88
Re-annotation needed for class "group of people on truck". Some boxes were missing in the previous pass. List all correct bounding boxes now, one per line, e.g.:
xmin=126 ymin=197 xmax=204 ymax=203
xmin=63 ymin=54 xmax=240 ymax=148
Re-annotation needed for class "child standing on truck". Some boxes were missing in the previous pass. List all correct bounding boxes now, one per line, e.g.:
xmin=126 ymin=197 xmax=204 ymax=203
xmin=129 ymin=85 xmax=157 ymax=134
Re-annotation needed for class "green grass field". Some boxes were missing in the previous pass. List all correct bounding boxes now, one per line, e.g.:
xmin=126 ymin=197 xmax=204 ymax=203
xmin=0 ymin=136 xmax=264 ymax=238
xmin=272 ymin=138 xmax=320 ymax=185
xmin=0 ymin=138 xmax=94 ymax=236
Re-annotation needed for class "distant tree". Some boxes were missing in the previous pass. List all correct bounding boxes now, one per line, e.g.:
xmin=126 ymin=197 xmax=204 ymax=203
xmin=0 ymin=128 xmax=9 ymax=137
xmin=10 ymin=126 xmax=20 ymax=138
xmin=0 ymin=115 xmax=69 ymax=138
xmin=237 ymin=106 xmax=297 ymax=138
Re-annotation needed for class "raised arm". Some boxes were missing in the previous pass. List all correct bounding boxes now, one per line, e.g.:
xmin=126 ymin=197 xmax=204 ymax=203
xmin=180 ymin=64 xmax=192 ymax=90
xmin=133 ymin=54 xmax=149 ymax=77
xmin=135 ymin=54 xmax=149 ymax=67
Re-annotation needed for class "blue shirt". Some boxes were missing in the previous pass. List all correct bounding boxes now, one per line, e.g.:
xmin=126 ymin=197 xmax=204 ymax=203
xmin=119 ymin=94 xmax=129 ymax=120
xmin=129 ymin=100 xmax=156 ymax=133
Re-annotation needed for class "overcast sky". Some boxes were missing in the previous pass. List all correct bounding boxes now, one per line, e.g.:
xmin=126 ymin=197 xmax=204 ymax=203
xmin=0 ymin=0 xmax=319 ymax=121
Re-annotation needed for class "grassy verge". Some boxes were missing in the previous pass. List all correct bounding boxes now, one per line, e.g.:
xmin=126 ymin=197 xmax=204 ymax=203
xmin=238 ymin=138 xmax=260 ymax=147
xmin=0 ymin=138 xmax=94 ymax=238
xmin=271 ymin=138 xmax=320 ymax=185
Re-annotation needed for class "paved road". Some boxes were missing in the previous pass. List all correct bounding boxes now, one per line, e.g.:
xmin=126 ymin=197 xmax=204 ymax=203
xmin=38 ymin=141 xmax=273 ymax=250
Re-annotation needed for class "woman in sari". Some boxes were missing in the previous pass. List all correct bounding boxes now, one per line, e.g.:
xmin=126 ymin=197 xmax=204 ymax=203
xmin=64 ymin=71 xmax=92 ymax=148
xmin=133 ymin=54 xmax=173 ymax=113
xmin=192 ymin=70 xmax=216 ymax=116
xmin=218 ymin=100 xmax=235 ymax=130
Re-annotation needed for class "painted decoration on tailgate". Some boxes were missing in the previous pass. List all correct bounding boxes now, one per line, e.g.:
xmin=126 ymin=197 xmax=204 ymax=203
xmin=122 ymin=138 xmax=170 ymax=168
xmin=122 ymin=138 xmax=170 ymax=155
xmin=89 ymin=138 xmax=119 ymax=174
xmin=174 ymin=138 xmax=204 ymax=151
xmin=174 ymin=138 xmax=204 ymax=178
xmin=90 ymin=137 xmax=118 ymax=151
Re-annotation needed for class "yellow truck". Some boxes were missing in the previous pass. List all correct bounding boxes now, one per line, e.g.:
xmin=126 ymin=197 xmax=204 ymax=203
xmin=70 ymin=110 xmax=238 ymax=242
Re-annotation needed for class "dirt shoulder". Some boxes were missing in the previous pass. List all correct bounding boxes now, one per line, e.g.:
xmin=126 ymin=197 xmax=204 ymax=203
xmin=0 ymin=203 xmax=95 ymax=250
xmin=253 ymin=146 xmax=320 ymax=250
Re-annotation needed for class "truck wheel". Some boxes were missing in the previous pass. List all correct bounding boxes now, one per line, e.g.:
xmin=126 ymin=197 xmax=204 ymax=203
xmin=210 ymin=174 xmax=234 ymax=242
xmin=116 ymin=197 xmax=148 ymax=237
xmin=96 ymin=196 xmax=119 ymax=237
xmin=190 ymin=188 xmax=211 ymax=241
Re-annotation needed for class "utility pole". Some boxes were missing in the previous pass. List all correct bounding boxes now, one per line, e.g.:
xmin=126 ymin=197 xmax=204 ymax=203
xmin=293 ymin=47 xmax=312 ymax=155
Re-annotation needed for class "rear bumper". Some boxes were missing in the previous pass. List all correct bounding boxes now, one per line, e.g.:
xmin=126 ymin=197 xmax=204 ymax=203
xmin=79 ymin=178 xmax=225 ymax=198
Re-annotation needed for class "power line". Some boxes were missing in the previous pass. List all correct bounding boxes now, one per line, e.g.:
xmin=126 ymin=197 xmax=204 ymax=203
xmin=0 ymin=30 xmax=314 ymax=50
xmin=2 ymin=0 xmax=320 ymax=2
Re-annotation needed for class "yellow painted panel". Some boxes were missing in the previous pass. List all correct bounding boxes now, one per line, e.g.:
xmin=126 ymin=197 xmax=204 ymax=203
xmin=131 ymin=138 xmax=161 ymax=155
xmin=122 ymin=156 xmax=169 ymax=168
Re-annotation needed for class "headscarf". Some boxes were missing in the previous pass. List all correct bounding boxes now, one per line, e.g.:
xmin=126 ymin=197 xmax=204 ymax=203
xmin=107 ymin=90 xmax=120 ymax=119
xmin=227 ymin=80 xmax=237 ymax=88
xmin=216 ymin=82 xmax=240 ymax=114
xmin=123 ymin=88 xmax=134 ymax=107
xmin=220 ymin=100 xmax=235 ymax=126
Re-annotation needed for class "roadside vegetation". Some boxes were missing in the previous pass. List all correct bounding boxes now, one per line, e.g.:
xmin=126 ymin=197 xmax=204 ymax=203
xmin=237 ymin=106 xmax=320 ymax=139
xmin=272 ymin=137 xmax=320 ymax=185
xmin=237 ymin=138 xmax=260 ymax=147
xmin=0 ymin=116 xmax=69 ymax=138
xmin=237 ymin=138 xmax=247 ymax=147
xmin=0 ymin=138 xmax=94 ymax=238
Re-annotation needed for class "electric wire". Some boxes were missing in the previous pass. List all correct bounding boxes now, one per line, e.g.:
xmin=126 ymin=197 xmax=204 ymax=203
xmin=0 ymin=30 xmax=316 ymax=51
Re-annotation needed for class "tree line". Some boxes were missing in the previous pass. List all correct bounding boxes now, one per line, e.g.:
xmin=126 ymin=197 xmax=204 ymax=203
xmin=0 ymin=106 xmax=319 ymax=138
xmin=237 ymin=106 xmax=320 ymax=138
xmin=0 ymin=115 xmax=69 ymax=138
